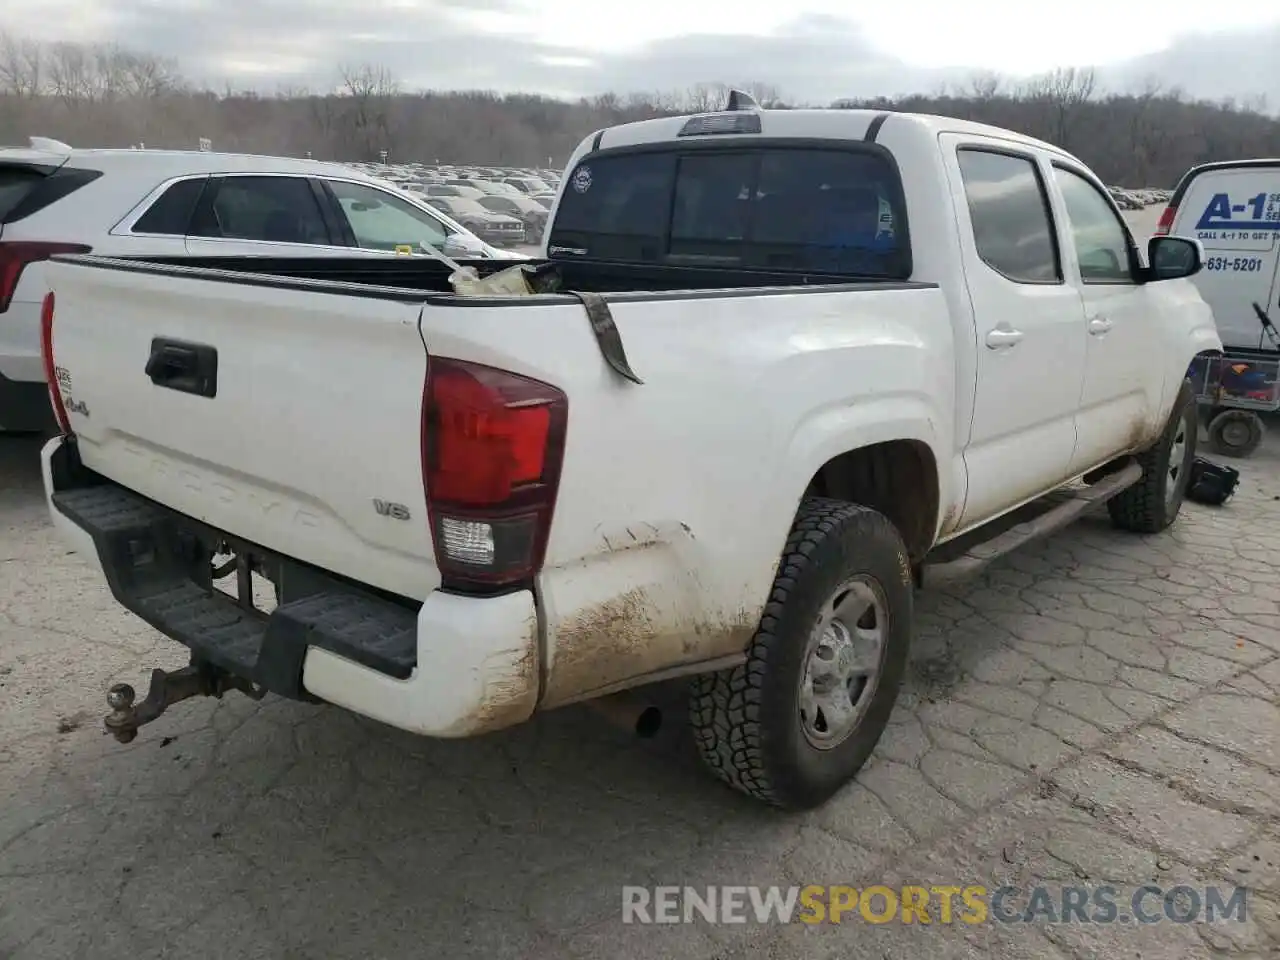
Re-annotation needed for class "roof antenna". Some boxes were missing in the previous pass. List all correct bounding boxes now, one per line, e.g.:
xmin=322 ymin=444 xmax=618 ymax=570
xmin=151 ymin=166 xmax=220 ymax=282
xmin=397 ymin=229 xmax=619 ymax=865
xmin=724 ymin=89 xmax=761 ymax=112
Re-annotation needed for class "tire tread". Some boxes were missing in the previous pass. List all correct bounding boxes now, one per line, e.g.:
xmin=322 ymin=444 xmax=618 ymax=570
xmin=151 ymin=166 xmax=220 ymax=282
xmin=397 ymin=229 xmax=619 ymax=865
xmin=1108 ymin=382 xmax=1196 ymax=534
xmin=689 ymin=497 xmax=907 ymax=808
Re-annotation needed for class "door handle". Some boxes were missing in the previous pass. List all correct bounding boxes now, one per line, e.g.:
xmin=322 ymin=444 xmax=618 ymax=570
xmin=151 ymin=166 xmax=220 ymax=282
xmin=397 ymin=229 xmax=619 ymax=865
xmin=1088 ymin=316 xmax=1113 ymax=335
xmin=985 ymin=326 xmax=1024 ymax=349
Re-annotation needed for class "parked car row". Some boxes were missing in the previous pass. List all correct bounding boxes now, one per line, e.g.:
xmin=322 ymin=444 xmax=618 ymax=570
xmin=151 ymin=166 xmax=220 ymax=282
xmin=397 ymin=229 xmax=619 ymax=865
xmin=1109 ymin=185 xmax=1171 ymax=210
xmin=343 ymin=161 xmax=560 ymax=246
xmin=0 ymin=138 xmax=535 ymax=432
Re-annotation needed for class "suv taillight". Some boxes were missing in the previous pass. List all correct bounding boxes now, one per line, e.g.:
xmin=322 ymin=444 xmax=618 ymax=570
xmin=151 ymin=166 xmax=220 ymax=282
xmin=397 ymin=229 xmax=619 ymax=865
xmin=1154 ymin=205 xmax=1177 ymax=237
xmin=422 ymin=357 xmax=568 ymax=590
xmin=0 ymin=241 xmax=91 ymax=313
xmin=40 ymin=292 xmax=72 ymax=435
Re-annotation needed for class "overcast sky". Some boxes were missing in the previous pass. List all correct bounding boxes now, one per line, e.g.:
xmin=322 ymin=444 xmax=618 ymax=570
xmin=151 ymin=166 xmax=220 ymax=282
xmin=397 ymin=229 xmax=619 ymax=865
xmin=4 ymin=0 xmax=1279 ymax=104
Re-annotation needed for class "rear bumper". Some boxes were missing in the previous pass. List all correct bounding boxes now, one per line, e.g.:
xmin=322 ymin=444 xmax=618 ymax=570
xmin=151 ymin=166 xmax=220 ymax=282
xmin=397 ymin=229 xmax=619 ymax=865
xmin=41 ymin=436 xmax=539 ymax=737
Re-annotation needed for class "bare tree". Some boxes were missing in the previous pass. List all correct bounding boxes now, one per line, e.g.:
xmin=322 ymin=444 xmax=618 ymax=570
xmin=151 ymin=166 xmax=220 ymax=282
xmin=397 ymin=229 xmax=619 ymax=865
xmin=118 ymin=50 xmax=182 ymax=98
xmin=0 ymin=31 xmax=44 ymax=97
xmin=336 ymin=62 xmax=399 ymax=159
xmin=739 ymin=81 xmax=784 ymax=108
xmin=678 ymin=82 xmax=728 ymax=113
xmin=1024 ymin=66 xmax=1097 ymax=149
xmin=1 ymin=31 xmax=1279 ymax=186
xmin=968 ymin=71 xmax=1002 ymax=101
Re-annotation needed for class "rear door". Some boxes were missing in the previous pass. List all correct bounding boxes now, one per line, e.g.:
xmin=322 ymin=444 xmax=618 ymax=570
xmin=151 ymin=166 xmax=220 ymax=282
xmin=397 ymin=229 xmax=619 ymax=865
xmin=941 ymin=137 xmax=1088 ymax=526
xmin=183 ymin=174 xmax=355 ymax=258
xmin=1172 ymin=164 xmax=1280 ymax=349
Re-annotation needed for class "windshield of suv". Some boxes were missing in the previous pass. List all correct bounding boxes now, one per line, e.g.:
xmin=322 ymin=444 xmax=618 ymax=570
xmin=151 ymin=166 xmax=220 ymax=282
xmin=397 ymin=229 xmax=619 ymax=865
xmin=548 ymin=146 xmax=908 ymax=278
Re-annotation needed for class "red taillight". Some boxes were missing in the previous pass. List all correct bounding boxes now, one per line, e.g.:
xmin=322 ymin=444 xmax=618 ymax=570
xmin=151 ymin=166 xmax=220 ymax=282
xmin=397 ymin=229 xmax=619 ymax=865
xmin=0 ymin=241 xmax=91 ymax=313
xmin=422 ymin=357 xmax=567 ymax=589
xmin=40 ymin=292 xmax=72 ymax=436
xmin=1154 ymin=205 xmax=1177 ymax=236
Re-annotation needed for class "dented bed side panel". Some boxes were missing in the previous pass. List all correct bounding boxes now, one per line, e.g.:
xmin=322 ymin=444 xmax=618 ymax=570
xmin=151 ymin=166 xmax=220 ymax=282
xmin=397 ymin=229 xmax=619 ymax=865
xmin=415 ymin=286 xmax=956 ymax=708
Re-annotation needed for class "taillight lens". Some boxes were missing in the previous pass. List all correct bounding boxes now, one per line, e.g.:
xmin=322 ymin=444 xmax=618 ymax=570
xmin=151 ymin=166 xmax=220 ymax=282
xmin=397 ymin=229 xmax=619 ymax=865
xmin=422 ymin=357 xmax=568 ymax=590
xmin=0 ymin=241 xmax=91 ymax=313
xmin=40 ymin=292 xmax=72 ymax=436
xmin=1154 ymin=205 xmax=1176 ymax=237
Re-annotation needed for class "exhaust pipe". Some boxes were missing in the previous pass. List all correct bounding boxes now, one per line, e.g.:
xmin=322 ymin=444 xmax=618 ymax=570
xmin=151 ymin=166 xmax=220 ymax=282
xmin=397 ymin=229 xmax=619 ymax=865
xmin=583 ymin=691 xmax=663 ymax=738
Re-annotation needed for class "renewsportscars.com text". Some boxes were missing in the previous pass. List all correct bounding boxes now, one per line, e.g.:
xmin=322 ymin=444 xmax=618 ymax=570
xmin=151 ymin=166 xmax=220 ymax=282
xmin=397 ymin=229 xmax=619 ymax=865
xmin=621 ymin=884 xmax=1248 ymax=925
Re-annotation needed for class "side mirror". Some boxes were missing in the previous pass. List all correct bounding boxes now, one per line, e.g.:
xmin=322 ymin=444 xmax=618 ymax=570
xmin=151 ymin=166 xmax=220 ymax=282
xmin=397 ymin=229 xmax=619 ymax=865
xmin=1147 ymin=236 xmax=1203 ymax=281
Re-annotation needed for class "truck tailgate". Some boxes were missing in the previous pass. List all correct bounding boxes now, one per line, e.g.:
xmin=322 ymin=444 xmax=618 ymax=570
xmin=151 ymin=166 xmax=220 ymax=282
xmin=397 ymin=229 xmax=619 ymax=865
xmin=46 ymin=258 xmax=438 ymax=599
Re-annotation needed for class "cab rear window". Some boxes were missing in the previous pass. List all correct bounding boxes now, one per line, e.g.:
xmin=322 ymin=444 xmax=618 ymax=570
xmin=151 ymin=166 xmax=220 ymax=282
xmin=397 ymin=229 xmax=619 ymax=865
xmin=548 ymin=145 xmax=909 ymax=278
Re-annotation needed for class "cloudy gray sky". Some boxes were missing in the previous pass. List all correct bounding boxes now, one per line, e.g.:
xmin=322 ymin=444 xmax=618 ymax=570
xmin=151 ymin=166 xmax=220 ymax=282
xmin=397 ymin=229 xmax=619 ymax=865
xmin=4 ymin=0 xmax=1279 ymax=104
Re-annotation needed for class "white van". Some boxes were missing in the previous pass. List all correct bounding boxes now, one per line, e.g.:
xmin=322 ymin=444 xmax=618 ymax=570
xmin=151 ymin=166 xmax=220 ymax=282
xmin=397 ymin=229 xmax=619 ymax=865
xmin=1158 ymin=159 xmax=1280 ymax=350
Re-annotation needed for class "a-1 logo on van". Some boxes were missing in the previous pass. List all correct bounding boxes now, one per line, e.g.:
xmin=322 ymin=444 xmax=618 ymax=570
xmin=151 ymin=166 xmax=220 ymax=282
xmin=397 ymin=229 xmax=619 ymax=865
xmin=1195 ymin=192 xmax=1280 ymax=231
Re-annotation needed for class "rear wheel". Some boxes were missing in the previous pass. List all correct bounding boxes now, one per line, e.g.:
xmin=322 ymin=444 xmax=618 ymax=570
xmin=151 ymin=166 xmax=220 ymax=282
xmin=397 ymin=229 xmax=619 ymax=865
xmin=689 ymin=498 xmax=913 ymax=810
xmin=1108 ymin=380 xmax=1197 ymax=534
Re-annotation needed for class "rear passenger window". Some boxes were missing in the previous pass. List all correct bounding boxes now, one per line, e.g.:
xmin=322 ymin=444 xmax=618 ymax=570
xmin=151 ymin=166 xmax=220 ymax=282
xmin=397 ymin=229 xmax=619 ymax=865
xmin=957 ymin=150 xmax=1060 ymax=284
xmin=132 ymin=178 xmax=206 ymax=235
xmin=552 ymin=152 xmax=675 ymax=241
xmin=670 ymin=152 xmax=754 ymax=250
xmin=549 ymin=147 xmax=908 ymax=277
xmin=191 ymin=176 xmax=331 ymax=245
xmin=752 ymin=150 xmax=900 ymax=273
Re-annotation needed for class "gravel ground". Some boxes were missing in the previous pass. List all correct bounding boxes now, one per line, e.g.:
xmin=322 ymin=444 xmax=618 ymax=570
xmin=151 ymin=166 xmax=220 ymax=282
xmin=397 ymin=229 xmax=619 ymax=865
xmin=4 ymin=428 xmax=1280 ymax=960
xmin=1125 ymin=206 xmax=1163 ymax=243
xmin=6 ymin=206 xmax=1278 ymax=959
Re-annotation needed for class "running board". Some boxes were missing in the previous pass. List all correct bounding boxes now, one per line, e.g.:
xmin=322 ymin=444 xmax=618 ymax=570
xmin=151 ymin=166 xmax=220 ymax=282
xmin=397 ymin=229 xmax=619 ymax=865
xmin=922 ymin=459 xmax=1142 ymax=587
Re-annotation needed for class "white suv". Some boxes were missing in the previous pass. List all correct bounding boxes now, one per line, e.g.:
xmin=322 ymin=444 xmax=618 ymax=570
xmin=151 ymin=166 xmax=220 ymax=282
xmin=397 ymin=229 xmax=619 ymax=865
xmin=0 ymin=138 xmax=526 ymax=432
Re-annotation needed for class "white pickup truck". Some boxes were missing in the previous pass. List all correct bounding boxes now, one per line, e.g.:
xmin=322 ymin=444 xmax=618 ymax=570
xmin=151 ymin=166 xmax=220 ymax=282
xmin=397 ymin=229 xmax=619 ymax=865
xmin=40 ymin=101 xmax=1221 ymax=810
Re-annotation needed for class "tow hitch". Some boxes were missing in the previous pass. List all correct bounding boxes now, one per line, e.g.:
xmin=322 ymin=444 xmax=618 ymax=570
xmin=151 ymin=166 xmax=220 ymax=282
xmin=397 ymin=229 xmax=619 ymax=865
xmin=105 ymin=660 xmax=268 ymax=743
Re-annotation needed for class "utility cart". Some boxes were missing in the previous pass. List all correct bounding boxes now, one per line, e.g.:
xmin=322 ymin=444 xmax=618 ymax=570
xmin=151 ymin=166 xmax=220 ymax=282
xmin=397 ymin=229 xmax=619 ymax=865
xmin=1188 ymin=302 xmax=1280 ymax=458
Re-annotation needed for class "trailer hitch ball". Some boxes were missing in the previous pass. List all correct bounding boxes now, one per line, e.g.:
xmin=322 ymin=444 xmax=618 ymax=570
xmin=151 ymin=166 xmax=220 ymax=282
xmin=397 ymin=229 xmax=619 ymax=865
xmin=102 ymin=664 xmax=268 ymax=744
xmin=105 ymin=682 xmax=139 ymax=743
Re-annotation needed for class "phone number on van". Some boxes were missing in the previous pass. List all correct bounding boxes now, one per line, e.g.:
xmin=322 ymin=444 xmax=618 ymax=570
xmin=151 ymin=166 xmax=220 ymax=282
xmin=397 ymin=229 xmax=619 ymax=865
xmin=1204 ymin=256 xmax=1265 ymax=272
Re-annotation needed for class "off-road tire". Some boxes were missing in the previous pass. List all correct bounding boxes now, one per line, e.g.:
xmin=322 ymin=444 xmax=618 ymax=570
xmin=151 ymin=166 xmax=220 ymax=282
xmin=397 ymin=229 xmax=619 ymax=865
xmin=1207 ymin=409 xmax=1264 ymax=459
xmin=1107 ymin=379 xmax=1197 ymax=534
xmin=689 ymin=498 xmax=913 ymax=810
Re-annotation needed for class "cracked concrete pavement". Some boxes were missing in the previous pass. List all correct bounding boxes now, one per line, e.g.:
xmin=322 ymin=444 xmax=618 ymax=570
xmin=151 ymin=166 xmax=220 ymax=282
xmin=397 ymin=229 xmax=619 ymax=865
xmin=2 ymin=422 xmax=1279 ymax=960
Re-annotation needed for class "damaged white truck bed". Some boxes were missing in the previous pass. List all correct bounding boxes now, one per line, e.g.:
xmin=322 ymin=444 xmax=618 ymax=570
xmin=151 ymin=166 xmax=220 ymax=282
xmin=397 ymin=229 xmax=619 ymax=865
xmin=40 ymin=101 xmax=1220 ymax=809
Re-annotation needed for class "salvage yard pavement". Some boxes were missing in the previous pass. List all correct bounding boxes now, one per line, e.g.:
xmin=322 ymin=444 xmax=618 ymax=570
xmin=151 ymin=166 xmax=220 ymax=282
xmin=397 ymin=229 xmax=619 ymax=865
xmin=2 ymin=425 xmax=1279 ymax=960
